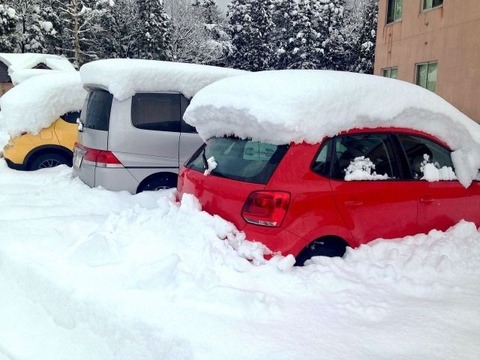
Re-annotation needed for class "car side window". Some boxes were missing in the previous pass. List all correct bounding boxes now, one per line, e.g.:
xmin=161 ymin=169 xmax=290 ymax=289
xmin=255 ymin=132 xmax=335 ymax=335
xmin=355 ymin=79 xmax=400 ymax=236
xmin=311 ymin=138 xmax=333 ymax=176
xmin=397 ymin=134 xmax=455 ymax=180
xmin=131 ymin=93 xmax=181 ymax=132
xmin=331 ymin=133 xmax=399 ymax=180
xmin=61 ymin=111 xmax=81 ymax=124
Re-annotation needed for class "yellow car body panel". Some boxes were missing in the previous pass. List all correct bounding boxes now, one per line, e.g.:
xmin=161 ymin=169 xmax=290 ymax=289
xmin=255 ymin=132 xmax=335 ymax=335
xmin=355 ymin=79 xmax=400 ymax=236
xmin=3 ymin=117 xmax=78 ymax=170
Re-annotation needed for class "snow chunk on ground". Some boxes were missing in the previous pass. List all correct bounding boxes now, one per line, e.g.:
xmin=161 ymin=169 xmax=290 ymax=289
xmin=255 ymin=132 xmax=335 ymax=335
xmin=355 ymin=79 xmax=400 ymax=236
xmin=184 ymin=70 xmax=480 ymax=187
xmin=80 ymin=59 xmax=246 ymax=101
xmin=0 ymin=164 xmax=480 ymax=359
xmin=0 ymin=72 xmax=86 ymax=137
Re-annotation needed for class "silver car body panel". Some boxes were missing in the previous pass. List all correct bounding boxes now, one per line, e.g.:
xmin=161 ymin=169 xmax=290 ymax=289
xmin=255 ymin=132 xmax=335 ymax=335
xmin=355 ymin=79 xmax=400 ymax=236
xmin=74 ymin=92 xmax=203 ymax=193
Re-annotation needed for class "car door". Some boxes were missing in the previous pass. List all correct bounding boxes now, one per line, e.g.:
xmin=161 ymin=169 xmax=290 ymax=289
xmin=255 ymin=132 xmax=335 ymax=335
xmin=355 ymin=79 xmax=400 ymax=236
xmin=109 ymin=92 xmax=182 ymax=168
xmin=396 ymin=133 xmax=480 ymax=233
xmin=329 ymin=132 xmax=419 ymax=246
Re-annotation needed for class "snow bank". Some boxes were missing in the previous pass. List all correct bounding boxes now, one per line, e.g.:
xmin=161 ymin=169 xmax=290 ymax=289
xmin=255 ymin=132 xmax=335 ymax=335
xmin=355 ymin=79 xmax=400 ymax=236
xmin=0 ymin=72 xmax=86 ymax=137
xmin=79 ymin=59 xmax=246 ymax=101
xmin=185 ymin=70 xmax=480 ymax=187
xmin=0 ymin=164 xmax=480 ymax=359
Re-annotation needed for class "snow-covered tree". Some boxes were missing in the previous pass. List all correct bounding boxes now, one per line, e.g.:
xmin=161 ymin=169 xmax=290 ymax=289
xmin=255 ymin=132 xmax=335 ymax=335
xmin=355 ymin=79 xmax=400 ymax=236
xmin=0 ymin=4 xmax=18 ymax=52
xmin=275 ymin=0 xmax=327 ymax=69
xmin=48 ymin=0 xmax=113 ymax=67
xmin=226 ymin=0 xmax=277 ymax=71
xmin=136 ymin=0 xmax=172 ymax=60
xmin=193 ymin=0 xmax=221 ymax=24
xmin=345 ymin=0 xmax=378 ymax=73
xmin=11 ymin=0 xmax=58 ymax=53
xmin=95 ymin=0 xmax=141 ymax=59
xmin=315 ymin=0 xmax=348 ymax=70
xmin=164 ymin=0 xmax=227 ymax=64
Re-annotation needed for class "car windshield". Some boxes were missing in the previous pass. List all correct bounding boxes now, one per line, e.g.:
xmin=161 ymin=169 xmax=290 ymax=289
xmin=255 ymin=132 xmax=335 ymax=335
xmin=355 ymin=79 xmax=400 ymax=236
xmin=186 ymin=137 xmax=289 ymax=184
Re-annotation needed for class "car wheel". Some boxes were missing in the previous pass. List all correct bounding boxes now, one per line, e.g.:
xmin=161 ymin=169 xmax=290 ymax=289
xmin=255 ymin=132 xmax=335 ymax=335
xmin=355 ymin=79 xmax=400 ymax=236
xmin=30 ymin=153 xmax=69 ymax=170
xmin=138 ymin=174 xmax=177 ymax=192
xmin=295 ymin=237 xmax=347 ymax=266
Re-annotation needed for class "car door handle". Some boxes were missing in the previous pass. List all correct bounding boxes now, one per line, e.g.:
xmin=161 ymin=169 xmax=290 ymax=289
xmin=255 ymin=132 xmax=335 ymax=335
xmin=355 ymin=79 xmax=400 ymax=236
xmin=420 ymin=196 xmax=434 ymax=204
xmin=344 ymin=199 xmax=363 ymax=208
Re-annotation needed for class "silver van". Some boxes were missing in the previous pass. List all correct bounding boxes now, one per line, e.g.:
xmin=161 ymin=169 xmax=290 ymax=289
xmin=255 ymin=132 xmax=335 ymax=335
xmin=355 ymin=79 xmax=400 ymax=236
xmin=72 ymin=59 xmax=244 ymax=193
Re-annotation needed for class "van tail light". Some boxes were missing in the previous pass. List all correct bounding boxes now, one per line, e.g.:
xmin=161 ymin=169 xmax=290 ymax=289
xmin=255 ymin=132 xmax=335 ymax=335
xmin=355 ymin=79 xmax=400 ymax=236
xmin=76 ymin=143 xmax=122 ymax=168
xmin=242 ymin=191 xmax=290 ymax=227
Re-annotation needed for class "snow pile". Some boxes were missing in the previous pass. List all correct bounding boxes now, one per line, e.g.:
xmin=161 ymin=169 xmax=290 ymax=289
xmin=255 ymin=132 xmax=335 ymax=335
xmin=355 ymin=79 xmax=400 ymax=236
xmin=185 ymin=70 xmax=480 ymax=187
xmin=80 ymin=59 xmax=246 ymax=101
xmin=420 ymin=154 xmax=457 ymax=182
xmin=0 ymin=71 xmax=86 ymax=137
xmin=344 ymin=156 xmax=389 ymax=181
xmin=343 ymin=154 xmax=458 ymax=182
xmin=0 ymin=164 xmax=480 ymax=359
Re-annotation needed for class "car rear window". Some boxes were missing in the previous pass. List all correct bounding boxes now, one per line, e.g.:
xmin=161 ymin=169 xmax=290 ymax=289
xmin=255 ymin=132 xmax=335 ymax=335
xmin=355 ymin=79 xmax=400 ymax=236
xmin=81 ymin=89 xmax=113 ymax=131
xmin=186 ymin=137 xmax=289 ymax=184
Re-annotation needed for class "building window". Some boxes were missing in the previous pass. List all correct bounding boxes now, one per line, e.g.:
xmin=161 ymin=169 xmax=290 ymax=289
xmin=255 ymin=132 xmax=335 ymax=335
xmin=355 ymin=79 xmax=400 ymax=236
xmin=382 ymin=67 xmax=398 ymax=79
xmin=387 ymin=0 xmax=403 ymax=23
xmin=416 ymin=62 xmax=438 ymax=92
xmin=423 ymin=0 xmax=443 ymax=11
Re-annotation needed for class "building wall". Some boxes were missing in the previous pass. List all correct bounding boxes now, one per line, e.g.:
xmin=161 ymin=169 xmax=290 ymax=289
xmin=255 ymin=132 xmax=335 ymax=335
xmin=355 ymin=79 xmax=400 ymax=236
xmin=374 ymin=0 xmax=480 ymax=122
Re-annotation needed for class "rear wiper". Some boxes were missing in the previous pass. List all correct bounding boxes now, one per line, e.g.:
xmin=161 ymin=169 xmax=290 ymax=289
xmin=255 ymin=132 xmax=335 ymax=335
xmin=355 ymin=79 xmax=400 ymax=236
xmin=201 ymin=148 xmax=217 ymax=176
xmin=202 ymin=148 xmax=208 ymax=170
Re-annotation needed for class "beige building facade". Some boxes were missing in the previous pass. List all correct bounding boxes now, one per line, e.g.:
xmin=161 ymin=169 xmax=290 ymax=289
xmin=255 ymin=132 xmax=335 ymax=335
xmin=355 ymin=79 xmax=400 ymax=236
xmin=374 ymin=0 xmax=480 ymax=122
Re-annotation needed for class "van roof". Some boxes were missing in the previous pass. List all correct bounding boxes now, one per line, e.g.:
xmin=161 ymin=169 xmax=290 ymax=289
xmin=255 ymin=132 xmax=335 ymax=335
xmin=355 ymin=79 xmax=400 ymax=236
xmin=79 ymin=59 xmax=246 ymax=101
xmin=184 ymin=69 xmax=480 ymax=188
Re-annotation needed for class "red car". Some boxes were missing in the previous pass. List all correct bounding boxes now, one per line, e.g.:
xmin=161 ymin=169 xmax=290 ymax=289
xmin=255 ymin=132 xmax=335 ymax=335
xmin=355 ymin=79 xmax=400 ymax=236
xmin=177 ymin=70 xmax=480 ymax=265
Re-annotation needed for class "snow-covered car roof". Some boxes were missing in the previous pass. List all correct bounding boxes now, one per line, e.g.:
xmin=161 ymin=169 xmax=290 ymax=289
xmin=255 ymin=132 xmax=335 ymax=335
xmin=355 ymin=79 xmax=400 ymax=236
xmin=0 ymin=71 xmax=87 ymax=137
xmin=79 ymin=59 xmax=246 ymax=101
xmin=0 ymin=53 xmax=76 ymax=85
xmin=184 ymin=70 xmax=480 ymax=188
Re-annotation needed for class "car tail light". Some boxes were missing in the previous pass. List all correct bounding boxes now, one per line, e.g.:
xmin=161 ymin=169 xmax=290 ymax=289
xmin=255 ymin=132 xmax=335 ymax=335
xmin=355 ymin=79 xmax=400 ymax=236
xmin=77 ymin=144 xmax=122 ymax=168
xmin=242 ymin=191 xmax=290 ymax=227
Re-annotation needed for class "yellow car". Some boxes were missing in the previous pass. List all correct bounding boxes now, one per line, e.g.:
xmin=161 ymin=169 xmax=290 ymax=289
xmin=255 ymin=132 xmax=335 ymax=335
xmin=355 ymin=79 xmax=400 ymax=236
xmin=3 ymin=111 xmax=79 ymax=170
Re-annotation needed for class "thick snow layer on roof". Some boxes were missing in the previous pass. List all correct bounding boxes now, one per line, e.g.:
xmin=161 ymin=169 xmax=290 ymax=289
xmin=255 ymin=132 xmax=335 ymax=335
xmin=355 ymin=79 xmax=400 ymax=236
xmin=80 ymin=59 xmax=246 ymax=101
xmin=9 ymin=69 xmax=76 ymax=85
xmin=0 ymin=53 xmax=76 ymax=83
xmin=184 ymin=70 xmax=480 ymax=187
xmin=0 ymin=72 xmax=86 ymax=137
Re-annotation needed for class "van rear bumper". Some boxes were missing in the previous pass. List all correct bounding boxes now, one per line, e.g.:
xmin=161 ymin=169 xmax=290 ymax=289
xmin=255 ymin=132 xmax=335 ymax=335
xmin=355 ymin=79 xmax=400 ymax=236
xmin=75 ymin=162 xmax=140 ymax=194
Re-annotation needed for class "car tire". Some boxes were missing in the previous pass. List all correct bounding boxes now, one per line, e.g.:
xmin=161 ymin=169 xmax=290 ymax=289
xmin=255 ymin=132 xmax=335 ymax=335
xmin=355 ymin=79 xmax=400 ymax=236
xmin=295 ymin=237 xmax=347 ymax=266
xmin=30 ymin=153 xmax=69 ymax=170
xmin=138 ymin=173 xmax=177 ymax=192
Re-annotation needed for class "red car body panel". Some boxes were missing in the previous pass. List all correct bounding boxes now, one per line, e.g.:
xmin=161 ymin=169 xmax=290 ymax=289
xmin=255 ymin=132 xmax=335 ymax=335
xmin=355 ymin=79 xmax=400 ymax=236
xmin=177 ymin=128 xmax=480 ymax=258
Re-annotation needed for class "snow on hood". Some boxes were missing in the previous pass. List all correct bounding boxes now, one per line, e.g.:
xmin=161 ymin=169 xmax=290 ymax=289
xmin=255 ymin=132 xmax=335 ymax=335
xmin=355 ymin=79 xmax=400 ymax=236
xmin=184 ymin=70 xmax=480 ymax=187
xmin=80 ymin=59 xmax=246 ymax=101
xmin=0 ymin=72 xmax=87 ymax=137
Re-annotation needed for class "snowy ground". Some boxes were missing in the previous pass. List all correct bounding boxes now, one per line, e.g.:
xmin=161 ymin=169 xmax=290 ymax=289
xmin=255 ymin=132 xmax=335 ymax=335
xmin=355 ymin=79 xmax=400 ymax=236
xmin=0 ymin=134 xmax=479 ymax=359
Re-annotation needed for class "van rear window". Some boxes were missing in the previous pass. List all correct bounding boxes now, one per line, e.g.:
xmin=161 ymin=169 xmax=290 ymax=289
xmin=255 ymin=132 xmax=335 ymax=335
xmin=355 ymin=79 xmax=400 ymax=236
xmin=186 ymin=137 xmax=289 ymax=184
xmin=81 ymin=89 xmax=113 ymax=131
